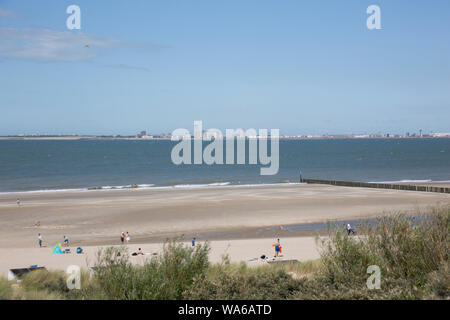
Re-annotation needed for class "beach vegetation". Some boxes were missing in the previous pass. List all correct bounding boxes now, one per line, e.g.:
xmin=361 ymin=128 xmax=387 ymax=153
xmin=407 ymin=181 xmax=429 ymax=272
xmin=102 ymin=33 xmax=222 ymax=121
xmin=92 ymin=238 xmax=210 ymax=299
xmin=0 ymin=277 xmax=14 ymax=300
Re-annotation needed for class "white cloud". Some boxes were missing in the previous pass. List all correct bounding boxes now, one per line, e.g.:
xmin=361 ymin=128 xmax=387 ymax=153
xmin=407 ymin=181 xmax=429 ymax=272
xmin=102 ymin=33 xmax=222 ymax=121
xmin=0 ymin=8 xmax=18 ymax=18
xmin=104 ymin=63 xmax=150 ymax=72
xmin=0 ymin=27 xmax=119 ymax=61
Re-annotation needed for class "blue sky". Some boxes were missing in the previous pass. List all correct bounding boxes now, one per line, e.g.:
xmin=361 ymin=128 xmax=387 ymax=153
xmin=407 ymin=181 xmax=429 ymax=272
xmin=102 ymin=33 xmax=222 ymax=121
xmin=0 ymin=0 xmax=449 ymax=136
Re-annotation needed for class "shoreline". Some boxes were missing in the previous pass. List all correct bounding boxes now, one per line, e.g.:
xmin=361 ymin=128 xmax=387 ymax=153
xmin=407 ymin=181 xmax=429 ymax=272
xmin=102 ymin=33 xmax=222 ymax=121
xmin=1 ymin=180 xmax=450 ymax=196
xmin=0 ymin=182 xmax=302 ymax=196
xmin=1 ymin=136 xmax=449 ymax=140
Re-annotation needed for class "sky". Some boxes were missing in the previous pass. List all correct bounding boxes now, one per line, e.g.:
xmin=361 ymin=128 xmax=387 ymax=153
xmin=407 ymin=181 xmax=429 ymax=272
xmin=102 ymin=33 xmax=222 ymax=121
xmin=0 ymin=0 xmax=449 ymax=136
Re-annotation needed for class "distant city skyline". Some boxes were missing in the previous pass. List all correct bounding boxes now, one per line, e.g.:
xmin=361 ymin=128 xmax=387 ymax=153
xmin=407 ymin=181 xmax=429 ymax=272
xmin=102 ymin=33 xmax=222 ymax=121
xmin=1 ymin=1 xmax=449 ymax=136
xmin=3 ymin=128 xmax=450 ymax=139
xmin=3 ymin=127 xmax=450 ymax=137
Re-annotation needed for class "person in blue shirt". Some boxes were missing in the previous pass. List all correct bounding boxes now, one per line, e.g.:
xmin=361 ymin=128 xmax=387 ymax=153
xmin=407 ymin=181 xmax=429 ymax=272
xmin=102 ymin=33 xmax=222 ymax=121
xmin=346 ymin=223 xmax=355 ymax=235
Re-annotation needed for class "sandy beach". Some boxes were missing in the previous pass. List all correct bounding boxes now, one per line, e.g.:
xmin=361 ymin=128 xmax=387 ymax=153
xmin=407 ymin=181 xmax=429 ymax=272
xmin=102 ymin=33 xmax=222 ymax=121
xmin=0 ymin=183 xmax=449 ymax=276
xmin=0 ymin=237 xmax=322 ymax=277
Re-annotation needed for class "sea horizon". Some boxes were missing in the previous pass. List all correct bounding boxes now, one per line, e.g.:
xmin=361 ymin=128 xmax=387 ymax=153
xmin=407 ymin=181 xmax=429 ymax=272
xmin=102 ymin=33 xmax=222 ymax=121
xmin=1 ymin=138 xmax=449 ymax=193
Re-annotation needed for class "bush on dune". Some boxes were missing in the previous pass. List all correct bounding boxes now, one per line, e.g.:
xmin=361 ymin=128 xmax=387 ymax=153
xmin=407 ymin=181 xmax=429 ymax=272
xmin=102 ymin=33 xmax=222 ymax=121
xmin=313 ymin=206 xmax=450 ymax=299
xmin=0 ymin=277 xmax=14 ymax=300
xmin=93 ymin=239 xmax=210 ymax=300
xmin=18 ymin=268 xmax=94 ymax=300
xmin=20 ymin=269 xmax=68 ymax=293
xmin=13 ymin=287 xmax=65 ymax=300
xmin=186 ymin=262 xmax=302 ymax=300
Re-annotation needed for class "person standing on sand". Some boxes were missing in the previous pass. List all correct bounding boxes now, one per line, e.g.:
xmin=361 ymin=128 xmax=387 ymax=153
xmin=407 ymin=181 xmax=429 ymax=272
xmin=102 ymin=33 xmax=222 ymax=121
xmin=273 ymin=239 xmax=281 ymax=258
xmin=126 ymin=232 xmax=130 ymax=244
xmin=120 ymin=232 xmax=125 ymax=244
xmin=192 ymin=237 xmax=196 ymax=246
xmin=63 ymin=235 xmax=69 ymax=247
xmin=38 ymin=233 xmax=43 ymax=247
xmin=17 ymin=199 xmax=20 ymax=207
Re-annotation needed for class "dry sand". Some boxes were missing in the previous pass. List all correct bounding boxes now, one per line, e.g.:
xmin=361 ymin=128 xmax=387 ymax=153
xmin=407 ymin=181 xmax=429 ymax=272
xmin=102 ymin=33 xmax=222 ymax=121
xmin=0 ymin=183 xmax=448 ymax=276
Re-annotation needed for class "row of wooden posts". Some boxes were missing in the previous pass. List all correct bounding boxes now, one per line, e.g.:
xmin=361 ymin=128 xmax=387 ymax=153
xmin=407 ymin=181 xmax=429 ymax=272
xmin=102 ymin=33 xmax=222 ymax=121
xmin=301 ymin=178 xmax=450 ymax=194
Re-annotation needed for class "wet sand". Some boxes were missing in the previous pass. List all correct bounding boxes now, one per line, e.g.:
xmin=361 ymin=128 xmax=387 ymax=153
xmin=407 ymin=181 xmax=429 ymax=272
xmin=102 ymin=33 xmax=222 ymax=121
xmin=1 ymin=183 xmax=449 ymax=248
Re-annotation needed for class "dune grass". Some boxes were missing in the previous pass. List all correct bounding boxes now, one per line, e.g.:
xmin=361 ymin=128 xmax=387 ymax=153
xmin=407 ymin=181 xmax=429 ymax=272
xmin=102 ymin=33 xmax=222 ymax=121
xmin=91 ymin=238 xmax=210 ymax=300
xmin=313 ymin=205 xmax=449 ymax=299
xmin=0 ymin=277 xmax=14 ymax=300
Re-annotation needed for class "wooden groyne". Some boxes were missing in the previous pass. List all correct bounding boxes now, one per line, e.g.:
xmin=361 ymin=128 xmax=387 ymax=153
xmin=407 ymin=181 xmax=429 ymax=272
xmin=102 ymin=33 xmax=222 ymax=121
xmin=302 ymin=178 xmax=450 ymax=194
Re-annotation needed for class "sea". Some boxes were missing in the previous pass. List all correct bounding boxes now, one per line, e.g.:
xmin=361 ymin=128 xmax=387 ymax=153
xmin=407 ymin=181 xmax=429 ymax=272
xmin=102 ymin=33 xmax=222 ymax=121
xmin=0 ymin=138 xmax=449 ymax=193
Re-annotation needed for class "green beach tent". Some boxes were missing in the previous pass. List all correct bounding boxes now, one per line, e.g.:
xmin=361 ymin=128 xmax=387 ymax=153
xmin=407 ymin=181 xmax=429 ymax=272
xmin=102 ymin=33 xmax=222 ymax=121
xmin=51 ymin=243 xmax=64 ymax=254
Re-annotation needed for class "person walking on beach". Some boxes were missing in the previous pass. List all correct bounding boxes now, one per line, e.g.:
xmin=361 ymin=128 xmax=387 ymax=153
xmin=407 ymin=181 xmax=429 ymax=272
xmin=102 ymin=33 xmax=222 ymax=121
xmin=192 ymin=237 xmax=196 ymax=247
xmin=346 ymin=223 xmax=355 ymax=235
xmin=17 ymin=199 xmax=20 ymax=207
xmin=38 ymin=233 xmax=43 ymax=247
xmin=120 ymin=232 xmax=125 ymax=244
xmin=126 ymin=232 xmax=130 ymax=244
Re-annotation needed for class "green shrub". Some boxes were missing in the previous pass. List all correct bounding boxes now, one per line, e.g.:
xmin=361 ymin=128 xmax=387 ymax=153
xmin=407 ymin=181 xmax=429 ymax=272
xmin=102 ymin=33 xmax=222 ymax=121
xmin=19 ymin=267 xmax=97 ymax=300
xmin=20 ymin=269 xmax=68 ymax=293
xmin=314 ymin=206 xmax=450 ymax=299
xmin=186 ymin=262 xmax=301 ymax=300
xmin=0 ymin=277 xmax=13 ymax=300
xmin=93 ymin=239 xmax=210 ymax=299
xmin=13 ymin=288 xmax=64 ymax=300
xmin=426 ymin=261 xmax=450 ymax=299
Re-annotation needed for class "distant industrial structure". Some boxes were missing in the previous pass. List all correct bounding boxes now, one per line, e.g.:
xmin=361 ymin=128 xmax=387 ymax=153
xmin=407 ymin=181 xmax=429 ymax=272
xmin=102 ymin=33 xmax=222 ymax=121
xmin=135 ymin=131 xmax=171 ymax=139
